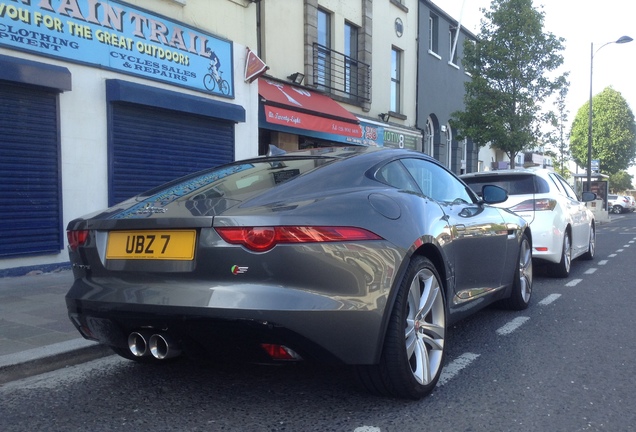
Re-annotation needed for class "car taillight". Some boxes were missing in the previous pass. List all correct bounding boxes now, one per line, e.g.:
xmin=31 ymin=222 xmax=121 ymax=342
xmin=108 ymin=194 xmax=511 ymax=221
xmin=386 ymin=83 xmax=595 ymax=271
xmin=509 ymin=199 xmax=557 ymax=212
xmin=215 ymin=226 xmax=383 ymax=252
xmin=67 ymin=230 xmax=89 ymax=251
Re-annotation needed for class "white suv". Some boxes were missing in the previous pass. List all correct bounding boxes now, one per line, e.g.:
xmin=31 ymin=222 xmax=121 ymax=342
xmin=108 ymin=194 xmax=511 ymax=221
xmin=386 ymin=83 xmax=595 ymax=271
xmin=461 ymin=169 xmax=596 ymax=278
xmin=608 ymin=194 xmax=631 ymax=214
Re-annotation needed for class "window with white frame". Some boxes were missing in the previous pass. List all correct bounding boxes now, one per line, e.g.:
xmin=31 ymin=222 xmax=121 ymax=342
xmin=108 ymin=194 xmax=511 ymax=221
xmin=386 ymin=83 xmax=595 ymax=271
xmin=460 ymin=138 xmax=467 ymax=174
xmin=425 ymin=117 xmax=434 ymax=156
xmin=445 ymin=123 xmax=453 ymax=168
xmin=429 ymin=13 xmax=439 ymax=54
xmin=449 ymin=28 xmax=458 ymax=65
xmin=390 ymin=47 xmax=401 ymax=113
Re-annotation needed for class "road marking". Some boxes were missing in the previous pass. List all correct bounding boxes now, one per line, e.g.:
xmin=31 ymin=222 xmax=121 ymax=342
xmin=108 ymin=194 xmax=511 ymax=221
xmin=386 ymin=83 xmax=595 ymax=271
xmin=496 ymin=316 xmax=530 ymax=336
xmin=598 ymin=260 xmax=608 ymax=265
xmin=617 ymin=249 xmax=624 ymax=252
xmin=623 ymin=245 xmax=631 ymax=248
xmin=609 ymin=254 xmax=617 ymax=258
xmin=584 ymin=268 xmax=597 ymax=274
xmin=566 ymin=279 xmax=582 ymax=287
xmin=354 ymin=427 xmax=381 ymax=432
xmin=539 ymin=293 xmax=561 ymax=305
xmin=438 ymin=352 xmax=480 ymax=386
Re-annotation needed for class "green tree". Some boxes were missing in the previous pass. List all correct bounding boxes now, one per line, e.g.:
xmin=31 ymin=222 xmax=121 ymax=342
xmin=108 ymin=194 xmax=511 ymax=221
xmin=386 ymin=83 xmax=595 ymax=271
xmin=452 ymin=0 xmax=567 ymax=168
xmin=570 ymin=87 xmax=636 ymax=175
xmin=608 ymin=170 xmax=634 ymax=193
xmin=544 ymin=84 xmax=571 ymax=177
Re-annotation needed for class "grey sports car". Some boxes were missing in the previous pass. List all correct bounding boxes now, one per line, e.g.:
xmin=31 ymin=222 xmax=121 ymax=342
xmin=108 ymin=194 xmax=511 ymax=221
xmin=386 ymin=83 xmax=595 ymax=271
xmin=66 ymin=146 xmax=532 ymax=399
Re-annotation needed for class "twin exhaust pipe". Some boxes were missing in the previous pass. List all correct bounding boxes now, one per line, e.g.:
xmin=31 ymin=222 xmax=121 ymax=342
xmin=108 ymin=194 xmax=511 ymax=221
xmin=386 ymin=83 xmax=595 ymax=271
xmin=128 ymin=331 xmax=181 ymax=360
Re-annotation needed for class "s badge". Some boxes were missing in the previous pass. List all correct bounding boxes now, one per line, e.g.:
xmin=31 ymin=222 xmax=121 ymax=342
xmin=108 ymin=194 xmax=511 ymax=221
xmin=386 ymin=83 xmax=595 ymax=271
xmin=231 ymin=265 xmax=248 ymax=275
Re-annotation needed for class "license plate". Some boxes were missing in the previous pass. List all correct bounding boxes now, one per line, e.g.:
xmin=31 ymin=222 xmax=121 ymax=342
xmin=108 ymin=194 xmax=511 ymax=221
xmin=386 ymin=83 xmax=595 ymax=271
xmin=106 ymin=230 xmax=196 ymax=260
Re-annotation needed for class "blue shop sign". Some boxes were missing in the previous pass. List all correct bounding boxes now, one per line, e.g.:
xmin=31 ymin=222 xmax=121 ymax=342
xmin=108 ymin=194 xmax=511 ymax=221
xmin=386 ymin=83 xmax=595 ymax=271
xmin=0 ymin=0 xmax=233 ymax=97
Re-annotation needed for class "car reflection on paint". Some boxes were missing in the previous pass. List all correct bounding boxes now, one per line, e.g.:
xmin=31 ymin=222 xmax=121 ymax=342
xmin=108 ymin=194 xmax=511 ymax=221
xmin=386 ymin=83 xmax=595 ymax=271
xmin=66 ymin=146 xmax=532 ymax=399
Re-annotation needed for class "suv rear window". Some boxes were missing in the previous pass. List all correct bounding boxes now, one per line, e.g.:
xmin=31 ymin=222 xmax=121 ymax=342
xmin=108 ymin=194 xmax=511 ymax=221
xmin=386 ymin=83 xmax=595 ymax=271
xmin=463 ymin=174 xmax=549 ymax=196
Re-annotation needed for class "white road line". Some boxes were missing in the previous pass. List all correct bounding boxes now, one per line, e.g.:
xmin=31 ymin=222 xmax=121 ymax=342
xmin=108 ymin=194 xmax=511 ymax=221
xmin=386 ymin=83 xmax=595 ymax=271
xmin=584 ymin=268 xmax=597 ymax=274
xmin=609 ymin=254 xmax=617 ymax=257
xmin=496 ymin=316 xmax=530 ymax=336
xmin=598 ymin=260 xmax=608 ymax=265
xmin=624 ymin=245 xmax=631 ymax=248
xmin=566 ymin=279 xmax=582 ymax=287
xmin=438 ymin=352 xmax=480 ymax=386
xmin=617 ymin=249 xmax=624 ymax=252
xmin=539 ymin=293 xmax=561 ymax=305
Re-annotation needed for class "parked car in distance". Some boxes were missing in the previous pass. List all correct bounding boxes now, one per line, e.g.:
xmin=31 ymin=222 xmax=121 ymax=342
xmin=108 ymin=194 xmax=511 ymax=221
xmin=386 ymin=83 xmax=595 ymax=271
xmin=625 ymin=195 xmax=635 ymax=212
xmin=608 ymin=194 xmax=631 ymax=214
xmin=461 ymin=169 xmax=595 ymax=278
xmin=65 ymin=146 xmax=533 ymax=400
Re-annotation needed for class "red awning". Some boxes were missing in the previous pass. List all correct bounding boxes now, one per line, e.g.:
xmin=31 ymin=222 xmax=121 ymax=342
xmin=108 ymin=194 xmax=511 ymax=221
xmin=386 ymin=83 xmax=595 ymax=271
xmin=259 ymin=79 xmax=362 ymax=138
xmin=259 ymin=79 xmax=359 ymax=124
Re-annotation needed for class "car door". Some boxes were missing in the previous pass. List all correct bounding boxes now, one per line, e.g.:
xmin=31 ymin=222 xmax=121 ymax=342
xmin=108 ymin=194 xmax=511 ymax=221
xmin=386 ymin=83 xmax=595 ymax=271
xmin=551 ymin=173 xmax=590 ymax=254
xmin=400 ymin=158 xmax=511 ymax=302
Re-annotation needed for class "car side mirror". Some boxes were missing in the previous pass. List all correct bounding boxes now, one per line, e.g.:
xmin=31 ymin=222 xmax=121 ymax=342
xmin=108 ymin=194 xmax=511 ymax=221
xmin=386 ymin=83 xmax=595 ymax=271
xmin=481 ymin=185 xmax=508 ymax=204
xmin=581 ymin=191 xmax=597 ymax=202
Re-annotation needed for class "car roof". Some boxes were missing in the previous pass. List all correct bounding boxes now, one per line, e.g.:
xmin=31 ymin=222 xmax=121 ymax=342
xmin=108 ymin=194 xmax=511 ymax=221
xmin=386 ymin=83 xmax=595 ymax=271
xmin=460 ymin=168 xmax=554 ymax=180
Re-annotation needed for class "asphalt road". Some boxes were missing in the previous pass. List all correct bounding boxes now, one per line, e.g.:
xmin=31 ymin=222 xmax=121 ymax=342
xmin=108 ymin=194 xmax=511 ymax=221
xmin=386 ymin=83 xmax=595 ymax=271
xmin=2 ymin=213 xmax=636 ymax=432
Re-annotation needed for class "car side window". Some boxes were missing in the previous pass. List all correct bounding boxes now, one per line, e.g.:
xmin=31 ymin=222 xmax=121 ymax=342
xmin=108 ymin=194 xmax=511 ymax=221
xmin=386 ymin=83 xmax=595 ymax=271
xmin=552 ymin=174 xmax=578 ymax=200
xmin=376 ymin=161 xmax=420 ymax=193
xmin=401 ymin=158 xmax=474 ymax=204
xmin=547 ymin=174 xmax=566 ymax=195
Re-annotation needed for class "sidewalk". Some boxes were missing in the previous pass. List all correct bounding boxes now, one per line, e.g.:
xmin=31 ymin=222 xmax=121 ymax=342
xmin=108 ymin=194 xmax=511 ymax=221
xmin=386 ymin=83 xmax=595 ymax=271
xmin=0 ymin=269 xmax=111 ymax=384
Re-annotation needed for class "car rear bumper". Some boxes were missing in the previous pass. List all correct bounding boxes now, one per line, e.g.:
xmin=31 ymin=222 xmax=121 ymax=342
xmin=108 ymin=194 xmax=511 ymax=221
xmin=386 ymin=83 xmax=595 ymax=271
xmin=65 ymin=277 xmax=387 ymax=365
xmin=520 ymin=212 xmax=564 ymax=264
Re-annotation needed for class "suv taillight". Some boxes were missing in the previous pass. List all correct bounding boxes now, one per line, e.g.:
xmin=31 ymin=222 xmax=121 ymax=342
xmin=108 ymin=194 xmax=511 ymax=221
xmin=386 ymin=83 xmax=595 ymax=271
xmin=510 ymin=199 xmax=557 ymax=212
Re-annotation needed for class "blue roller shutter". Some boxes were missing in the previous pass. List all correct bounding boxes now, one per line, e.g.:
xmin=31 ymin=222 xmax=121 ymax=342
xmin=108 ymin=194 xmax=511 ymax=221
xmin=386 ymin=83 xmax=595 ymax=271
xmin=0 ymin=82 xmax=63 ymax=257
xmin=110 ymin=103 xmax=235 ymax=206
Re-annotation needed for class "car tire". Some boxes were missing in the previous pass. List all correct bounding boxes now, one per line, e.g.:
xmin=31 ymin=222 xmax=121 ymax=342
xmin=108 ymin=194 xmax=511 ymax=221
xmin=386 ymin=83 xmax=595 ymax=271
xmin=354 ymin=256 xmax=446 ymax=399
xmin=612 ymin=205 xmax=623 ymax=214
xmin=550 ymin=233 xmax=571 ymax=278
xmin=581 ymin=225 xmax=595 ymax=260
xmin=498 ymin=233 xmax=533 ymax=310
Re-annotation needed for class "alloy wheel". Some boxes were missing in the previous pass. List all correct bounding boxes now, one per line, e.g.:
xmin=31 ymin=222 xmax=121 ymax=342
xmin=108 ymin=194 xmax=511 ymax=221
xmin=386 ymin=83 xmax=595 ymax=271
xmin=405 ymin=268 xmax=445 ymax=385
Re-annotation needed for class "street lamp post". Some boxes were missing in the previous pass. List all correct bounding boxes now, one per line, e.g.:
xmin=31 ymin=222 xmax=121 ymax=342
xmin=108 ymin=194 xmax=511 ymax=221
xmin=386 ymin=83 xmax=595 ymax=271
xmin=586 ymin=35 xmax=633 ymax=191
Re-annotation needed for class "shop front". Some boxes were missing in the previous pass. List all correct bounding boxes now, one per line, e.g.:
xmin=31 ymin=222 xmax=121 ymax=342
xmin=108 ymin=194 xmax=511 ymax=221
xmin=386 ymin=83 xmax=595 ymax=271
xmin=0 ymin=1 xmax=252 ymax=274
xmin=356 ymin=117 xmax=423 ymax=151
xmin=258 ymin=78 xmax=363 ymax=153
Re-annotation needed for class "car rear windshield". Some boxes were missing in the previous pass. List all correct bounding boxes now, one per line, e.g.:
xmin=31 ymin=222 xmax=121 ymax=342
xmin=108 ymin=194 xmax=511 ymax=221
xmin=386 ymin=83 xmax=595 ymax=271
xmin=463 ymin=174 xmax=549 ymax=196
xmin=138 ymin=157 xmax=335 ymax=200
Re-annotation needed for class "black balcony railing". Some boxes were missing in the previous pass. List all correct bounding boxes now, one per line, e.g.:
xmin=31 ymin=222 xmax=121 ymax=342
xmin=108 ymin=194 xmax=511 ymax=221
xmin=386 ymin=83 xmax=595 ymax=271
xmin=312 ymin=43 xmax=370 ymax=102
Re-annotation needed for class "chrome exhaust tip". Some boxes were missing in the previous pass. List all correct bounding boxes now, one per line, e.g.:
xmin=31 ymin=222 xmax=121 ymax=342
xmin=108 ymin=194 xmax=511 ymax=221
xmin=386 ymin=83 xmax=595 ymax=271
xmin=128 ymin=331 xmax=150 ymax=357
xmin=148 ymin=333 xmax=182 ymax=360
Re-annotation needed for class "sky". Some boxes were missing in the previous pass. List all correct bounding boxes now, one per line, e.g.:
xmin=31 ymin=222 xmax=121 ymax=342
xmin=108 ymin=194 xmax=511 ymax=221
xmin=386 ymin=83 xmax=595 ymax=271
xmin=434 ymin=0 xmax=636 ymax=172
